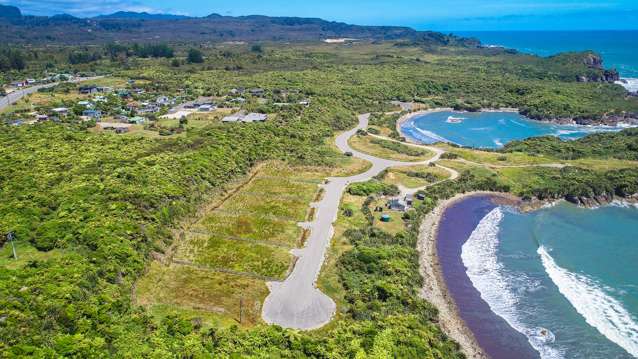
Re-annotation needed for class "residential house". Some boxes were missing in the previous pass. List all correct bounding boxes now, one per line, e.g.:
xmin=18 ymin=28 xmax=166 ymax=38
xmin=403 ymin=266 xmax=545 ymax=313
xmin=98 ymin=122 xmax=131 ymax=133
xmin=222 ymin=113 xmax=244 ymax=123
xmin=35 ymin=114 xmax=49 ymax=122
xmin=387 ymin=198 xmax=407 ymax=212
xmin=82 ymin=110 xmax=102 ymax=119
xmin=126 ymin=102 xmax=139 ymax=111
xmin=249 ymin=88 xmax=265 ymax=97
xmin=198 ymin=104 xmax=215 ymax=112
xmin=156 ymin=96 xmax=171 ymax=105
xmin=128 ymin=116 xmax=146 ymax=125
xmin=222 ymin=112 xmax=267 ymax=123
xmin=139 ymin=103 xmax=159 ymax=114
xmin=115 ymin=115 xmax=129 ymax=123
xmin=51 ymin=107 xmax=69 ymax=116
xmin=243 ymin=113 xmax=267 ymax=122
xmin=117 ymin=90 xmax=131 ymax=98
xmin=79 ymin=85 xmax=99 ymax=95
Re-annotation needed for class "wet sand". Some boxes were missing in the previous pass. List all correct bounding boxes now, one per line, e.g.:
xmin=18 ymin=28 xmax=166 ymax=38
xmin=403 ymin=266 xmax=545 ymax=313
xmin=417 ymin=191 xmax=523 ymax=359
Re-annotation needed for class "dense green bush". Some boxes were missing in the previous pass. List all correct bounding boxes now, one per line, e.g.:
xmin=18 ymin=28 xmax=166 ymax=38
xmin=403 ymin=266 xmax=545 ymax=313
xmin=348 ymin=180 xmax=400 ymax=197
xmin=502 ymin=128 xmax=638 ymax=160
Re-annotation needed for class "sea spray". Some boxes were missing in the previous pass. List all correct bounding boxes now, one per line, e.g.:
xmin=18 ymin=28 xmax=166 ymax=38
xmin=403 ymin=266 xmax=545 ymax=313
xmin=461 ymin=208 xmax=563 ymax=358
xmin=538 ymin=246 xmax=638 ymax=357
xmin=616 ymin=78 xmax=638 ymax=93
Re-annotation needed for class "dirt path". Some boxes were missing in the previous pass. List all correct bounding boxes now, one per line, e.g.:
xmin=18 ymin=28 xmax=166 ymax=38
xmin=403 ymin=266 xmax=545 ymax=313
xmin=261 ymin=114 xmax=444 ymax=330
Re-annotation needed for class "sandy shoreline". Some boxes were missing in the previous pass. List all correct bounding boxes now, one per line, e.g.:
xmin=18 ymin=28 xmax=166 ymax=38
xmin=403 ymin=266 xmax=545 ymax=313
xmin=417 ymin=191 xmax=520 ymax=359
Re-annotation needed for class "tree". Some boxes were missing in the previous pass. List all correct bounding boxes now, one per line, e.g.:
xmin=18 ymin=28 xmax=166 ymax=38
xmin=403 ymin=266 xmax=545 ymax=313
xmin=0 ymin=47 xmax=25 ymax=71
xmin=187 ymin=48 xmax=204 ymax=64
xmin=251 ymin=44 xmax=263 ymax=53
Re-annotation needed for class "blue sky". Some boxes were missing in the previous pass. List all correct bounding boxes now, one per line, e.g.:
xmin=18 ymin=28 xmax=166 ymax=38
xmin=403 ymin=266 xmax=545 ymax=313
xmin=2 ymin=0 xmax=638 ymax=30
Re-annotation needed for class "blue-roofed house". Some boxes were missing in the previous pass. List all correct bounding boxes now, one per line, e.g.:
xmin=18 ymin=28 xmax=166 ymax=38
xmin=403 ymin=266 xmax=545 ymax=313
xmin=82 ymin=109 xmax=102 ymax=119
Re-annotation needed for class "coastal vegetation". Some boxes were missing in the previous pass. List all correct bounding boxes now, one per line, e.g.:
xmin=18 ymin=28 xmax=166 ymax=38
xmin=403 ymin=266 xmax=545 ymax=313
xmin=503 ymin=128 xmax=638 ymax=160
xmin=1 ymin=23 xmax=638 ymax=357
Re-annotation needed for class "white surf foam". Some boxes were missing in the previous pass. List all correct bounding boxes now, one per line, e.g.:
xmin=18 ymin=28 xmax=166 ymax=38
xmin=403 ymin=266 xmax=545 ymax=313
xmin=538 ymin=246 xmax=638 ymax=357
xmin=461 ymin=208 xmax=563 ymax=358
xmin=410 ymin=123 xmax=453 ymax=144
xmin=616 ymin=78 xmax=638 ymax=93
xmin=610 ymin=200 xmax=638 ymax=209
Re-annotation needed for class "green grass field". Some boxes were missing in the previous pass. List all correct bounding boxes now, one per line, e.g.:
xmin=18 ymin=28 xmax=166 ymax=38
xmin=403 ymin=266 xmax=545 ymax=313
xmin=135 ymin=162 xmax=328 ymax=326
xmin=384 ymin=165 xmax=451 ymax=188
xmin=136 ymin=262 xmax=269 ymax=327
xmin=349 ymin=135 xmax=434 ymax=162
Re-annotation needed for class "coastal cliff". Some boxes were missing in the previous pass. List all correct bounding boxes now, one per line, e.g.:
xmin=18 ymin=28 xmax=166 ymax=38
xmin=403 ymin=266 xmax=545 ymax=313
xmin=578 ymin=53 xmax=620 ymax=83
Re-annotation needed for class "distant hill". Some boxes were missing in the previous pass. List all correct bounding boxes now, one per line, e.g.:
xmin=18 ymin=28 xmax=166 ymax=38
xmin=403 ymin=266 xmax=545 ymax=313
xmin=0 ymin=4 xmax=21 ymax=19
xmin=94 ymin=11 xmax=191 ymax=20
xmin=0 ymin=5 xmax=479 ymax=47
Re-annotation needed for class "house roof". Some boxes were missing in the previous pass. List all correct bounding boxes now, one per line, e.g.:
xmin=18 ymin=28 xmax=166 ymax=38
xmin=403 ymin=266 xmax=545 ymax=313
xmin=243 ymin=113 xmax=267 ymax=122
xmin=98 ymin=122 xmax=132 ymax=129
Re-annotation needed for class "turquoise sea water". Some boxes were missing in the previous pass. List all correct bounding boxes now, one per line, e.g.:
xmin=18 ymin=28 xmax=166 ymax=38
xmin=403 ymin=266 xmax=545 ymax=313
xmin=462 ymin=202 xmax=638 ymax=358
xmin=400 ymin=111 xmax=623 ymax=149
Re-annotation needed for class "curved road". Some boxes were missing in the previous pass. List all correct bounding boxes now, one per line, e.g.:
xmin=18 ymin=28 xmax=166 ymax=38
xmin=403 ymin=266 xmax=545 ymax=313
xmin=262 ymin=114 xmax=449 ymax=330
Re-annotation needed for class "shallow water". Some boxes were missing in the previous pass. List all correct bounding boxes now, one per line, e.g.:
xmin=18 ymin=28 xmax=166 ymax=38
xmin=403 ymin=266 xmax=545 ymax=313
xmin=401 ymin=111 xmax=625 ymax=149
xmin=440 ymin=196 xmax=638 ymax=358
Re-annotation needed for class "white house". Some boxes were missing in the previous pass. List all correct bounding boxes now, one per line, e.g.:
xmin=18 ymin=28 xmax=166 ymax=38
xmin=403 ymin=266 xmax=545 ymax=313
xmin=222 ymin=114 xmax=244 ymax=123
xmin=51 ymin=107 xmax=69 ymax=115
xmin=222 ymin=112 xmax=267 ymax=123
xmin=156 ymin=96 xmax=171 ymax=105
xmin=243 ymin=113 xmax=268 ymax=122
xmin=198 ymin=104 xmax=216 ymax=112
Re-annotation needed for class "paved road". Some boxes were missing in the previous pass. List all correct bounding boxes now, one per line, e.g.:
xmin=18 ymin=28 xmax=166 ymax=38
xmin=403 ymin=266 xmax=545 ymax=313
xmin=262 ymin=114 xmax=446 ymax=330
xmin=0 ymin=76 xmax=105 ymax=111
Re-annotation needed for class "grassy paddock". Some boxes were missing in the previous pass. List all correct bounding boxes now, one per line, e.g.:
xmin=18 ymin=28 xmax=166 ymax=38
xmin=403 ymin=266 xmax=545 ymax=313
xmin=135 ymin=262 xmax=269 ymax=327
xmin=135 ymin=161 xmax=329 ymax=326
xmin=349 ymin=134 xmax=434 ymax=162
xmin=384 ymin=165 xmax=451 ymax=188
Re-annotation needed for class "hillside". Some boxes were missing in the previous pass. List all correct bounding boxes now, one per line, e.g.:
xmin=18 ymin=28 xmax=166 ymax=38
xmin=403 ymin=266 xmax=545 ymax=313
xmin=0 ymin=6 xmax=477 ymax=46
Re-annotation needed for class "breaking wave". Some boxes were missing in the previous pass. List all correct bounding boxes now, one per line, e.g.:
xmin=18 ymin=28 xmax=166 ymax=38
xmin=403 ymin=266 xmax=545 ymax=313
xmin=538 ymin=246 xmax=638 ymax=357
xmin=409 ymin=123 xmax=452 ymax=144
xmin=616 ymin=78 xmax=638 ymax=93
xmin=461 ymin=208 xmax=563 ymax=358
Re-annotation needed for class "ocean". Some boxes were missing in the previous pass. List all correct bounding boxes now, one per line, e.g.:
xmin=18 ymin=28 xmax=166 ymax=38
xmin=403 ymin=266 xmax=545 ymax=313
xmin=456 ymin=31 xmax=638 ymax=91
xmin=439 ymin=196 xmax=638 ymax=359
xmin=400 ymin=111 xmax=623 ymax=149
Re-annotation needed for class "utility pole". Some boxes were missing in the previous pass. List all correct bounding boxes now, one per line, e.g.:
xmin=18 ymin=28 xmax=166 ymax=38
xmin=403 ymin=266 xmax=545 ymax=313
xmin=239 ymin=296 xmax=244 ymax=324
xmin=7 ymin=232 xmax=17 ymax=260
